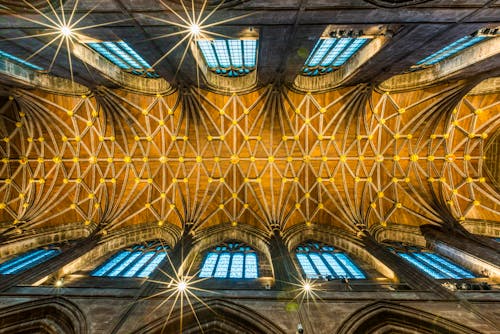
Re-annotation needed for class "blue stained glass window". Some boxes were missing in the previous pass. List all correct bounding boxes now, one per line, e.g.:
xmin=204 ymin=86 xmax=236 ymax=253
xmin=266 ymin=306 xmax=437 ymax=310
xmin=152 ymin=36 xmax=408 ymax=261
xmin=0 ymin=247 xmax=60 ymax=275
xmin=0 ymin=50 xmax=43 ymax=71
xmin=302 ymin=37 xmax=369 ymax=76
xmin=91 ymin=240 xmax=169 ymax=278
xmin=295 ymin=241 xmax=366 ymax=279
xmin=197 ymin=39 xmax=257 ymax=77
xmin=199 ymin=241 xmax=259 ymax=279
xmin=412 ymin=29 xmax=499 ymax=70
xmin=390 ymin=242 xmax=476 ymax=279
xmin=86 ymin=41 xmax=159 ymax=78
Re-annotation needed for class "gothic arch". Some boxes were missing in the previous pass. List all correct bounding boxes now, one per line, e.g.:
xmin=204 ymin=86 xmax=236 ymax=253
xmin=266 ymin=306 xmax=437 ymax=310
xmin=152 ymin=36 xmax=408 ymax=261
xmin=337 ymin=301 xmax=482 ymax=334
xmin=0 ymin=297 xmax=87 ymax=334
xmin=57 ymin=222 xmax=181 ymax=276
xmin=133 ymin=299 xmax=285 ymax=334
xmin=186 ymin=223 xmax=274 ymax=277
xmin=284 ymin=224 xmax=396 ymax=281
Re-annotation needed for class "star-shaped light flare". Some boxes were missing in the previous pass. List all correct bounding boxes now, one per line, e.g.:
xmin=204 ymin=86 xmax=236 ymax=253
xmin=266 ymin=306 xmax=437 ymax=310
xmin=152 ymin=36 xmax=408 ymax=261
xmin=143 ymin=251 xmax=217 ymax=333
xmin=1 ymin=0 xmax=131 ymax=80
xmin=142 ymin=0 xmax=255 ymax=78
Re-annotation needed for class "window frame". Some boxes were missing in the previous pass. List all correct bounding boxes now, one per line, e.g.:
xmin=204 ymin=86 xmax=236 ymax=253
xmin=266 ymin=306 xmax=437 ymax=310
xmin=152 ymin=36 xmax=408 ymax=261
xmin=386 ymin=242 xmax=476 ymax=280
xmin=0 ymin=245 xmax=60 ymax=275
xmin=295 ymin=241 xmax=366 ymax=280
xmin=196 ymin=38 xmax=258 ymax=78
xmin=198 ymin=241 xmax=259 ymax=279
xmin=90 ymin=240 xmax=169 ymax=278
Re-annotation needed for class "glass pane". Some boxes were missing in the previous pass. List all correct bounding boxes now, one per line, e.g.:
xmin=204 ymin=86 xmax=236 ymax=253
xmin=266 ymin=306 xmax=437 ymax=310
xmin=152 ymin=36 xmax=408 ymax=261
xmin=0 ymin=50 xmax=43 ymax=70
xmin=229 ymin=253 xmax=244 ymax=278
xmin=199 ymin=252 xmax=218 ymax=278
xmin=138 ymin=252 xmax=167 ymax=278
xmin=0 ymin=250 xmax=44 ymax=273
xmin=309 ymin=253 xmax=331 ymax=278
xmin=297 ymin=253 xmax=318 ymax=278
xmin=399 ymin=253 xmax=446 ymax=279
xmin=213 ymin=253 xmax=231 ymax=278
xmin=322 ymin=253 xmax=347 ymax=278
xmin=107 ymin=252 xmax=141 ymax=277
xmin=422 ymin=253 xmax=475 ymax=279
xmin=2 ymin=250 xmax=59 ymax=274
xmin=415 ymin=35 xmax=486 ymax=67
xmin=334 ymin=253 xmax=365 ymax=279
xmin=92 ymin=251 xmax=130 ymax=277
xmin=122 ymin=252 xmax=155 ymax=277
xmin=244 ymin=253 xmax=258 ymax=278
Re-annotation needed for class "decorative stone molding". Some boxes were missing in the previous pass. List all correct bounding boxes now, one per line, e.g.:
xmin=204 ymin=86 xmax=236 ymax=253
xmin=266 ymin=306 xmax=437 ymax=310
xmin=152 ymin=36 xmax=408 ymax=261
xmin=292 ymin=36 xmax=389 ymax=93
xmin=371 ymin=223 xmax=427 ymax=247
xmin=468 ymin=77 xmax=500 ymax=95
xmin=0 ymin=297 xmax=87 ymax=334
xmin=0 ymin=58 xmax=90 ymax=96
xmin=71 ymin=43 xmax=172 ymax=95
xmin=0 ymin=223 xmax=90 ymax=260
xmin=462 ymin=219 xmax=500 ymax=237
xmin=379 ymin=37 xmax=500 ymax=92
xmin=337 ymin=300 xmax=482 ymax=334
xmin=133 ymin=298 xmax=285 ymax=334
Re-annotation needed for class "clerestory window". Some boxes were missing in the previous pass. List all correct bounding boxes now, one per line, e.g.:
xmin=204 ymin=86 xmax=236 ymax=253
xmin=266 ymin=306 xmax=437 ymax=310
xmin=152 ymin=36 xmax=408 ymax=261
xmin=197 ymin=39 xmax=257 ymax=77
xmin=91 ymin=240 xmax=169 ymax=278
xmin=199 ymin=241 xmax=258 ymax=279
xmin=86 ymin=41 xmax=158 ymax=78
xmin=411 ymin=28 xmax=499 ymax=70
xmin=387 ymin=242 xmax=476 ymax=279
xmin=301 ymin=37 xmax=369 ymax=76
xmin=295 ymin=241 xmax=366 ymax=279
xmin=0 ymin=245 xmax=60 ymax=275
xmin=0 ymin=50 xmax=43 ymax=71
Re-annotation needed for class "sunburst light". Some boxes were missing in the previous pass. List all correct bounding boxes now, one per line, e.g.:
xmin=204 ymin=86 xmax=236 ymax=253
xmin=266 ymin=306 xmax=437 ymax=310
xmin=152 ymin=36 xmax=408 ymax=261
xmin=143 ymin=0 xmax=254 ymax=78
xmin=143 ymin=252 xmax=217 ymax=333
xmin=1 ymin=0 xmax=130 ymax=81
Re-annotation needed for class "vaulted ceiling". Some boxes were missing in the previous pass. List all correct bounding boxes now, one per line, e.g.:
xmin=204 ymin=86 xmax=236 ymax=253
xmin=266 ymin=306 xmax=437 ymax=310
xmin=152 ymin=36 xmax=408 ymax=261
xmin=0 ymin=0 xmax=499 ymax=239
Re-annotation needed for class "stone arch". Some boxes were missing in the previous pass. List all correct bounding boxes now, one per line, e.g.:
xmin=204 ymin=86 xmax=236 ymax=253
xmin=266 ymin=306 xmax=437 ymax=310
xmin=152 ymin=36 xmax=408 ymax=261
xmin=133 ymin=299 xmax=285 ymax=334
xmin=187 ymin=223 xmax=274 ymax=279
xmin=0 ymin=297 xmax=87 ymax=334
xmin=57 ymin=222 xmax=181 ymax=276
xmin=337 ymin=301 xmax=482 ymax=334
xmin=284 ymin=224 xmax=396 ymax=281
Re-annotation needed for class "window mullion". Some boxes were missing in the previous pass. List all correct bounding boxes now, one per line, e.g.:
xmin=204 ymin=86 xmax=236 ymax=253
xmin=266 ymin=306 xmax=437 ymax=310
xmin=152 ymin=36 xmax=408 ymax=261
xmin=306 ymin=253 xmax=322 ymax=277
xmin=319 ymin=253 xmax=338 ymax=278
xmin=116 ymin=251 xmax=144 ymax=276
xmin=331 ymin=253 xmax=353 ymax=278
xmin=226 ymin=253 xmax=234 ymax=278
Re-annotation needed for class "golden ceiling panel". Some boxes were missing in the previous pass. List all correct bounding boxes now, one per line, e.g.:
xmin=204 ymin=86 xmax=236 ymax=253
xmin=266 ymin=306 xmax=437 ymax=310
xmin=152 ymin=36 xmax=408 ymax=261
xmin=0 ymin=82 xmax=498 ymax=238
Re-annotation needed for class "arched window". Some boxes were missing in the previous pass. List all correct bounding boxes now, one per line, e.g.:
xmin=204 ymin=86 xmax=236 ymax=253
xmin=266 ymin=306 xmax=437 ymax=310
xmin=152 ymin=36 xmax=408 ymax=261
xmin=295 ymin=241 xmax=366 ymax=279
xmin=197 ymin=39 xmax=258 ymax=77
xmin=199 ymin=241 xmax=258 ymax=279
xmin=0 ymin=245 xmax=60 ymax=275
xmin=386 ymin=242 xmax=476 ymax=279
xmin=91 ymin=240 xmax=169 ymax=278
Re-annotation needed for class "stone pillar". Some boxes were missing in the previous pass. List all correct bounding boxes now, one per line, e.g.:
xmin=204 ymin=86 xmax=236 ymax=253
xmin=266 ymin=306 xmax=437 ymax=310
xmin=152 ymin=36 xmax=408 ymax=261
xmin=269 ymin=230 xmax=300 ymax=290
xmin=0 ymin=232 xmax=102 ymax=292
xmin=361 ymin=232 xmax=452 ymax=298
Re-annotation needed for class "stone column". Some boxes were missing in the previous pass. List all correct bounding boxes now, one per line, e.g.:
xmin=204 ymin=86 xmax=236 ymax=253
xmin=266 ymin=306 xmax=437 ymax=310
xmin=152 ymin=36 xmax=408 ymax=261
xmin=269 ymin=229 xmax=300 ymax=290
xmin=361 ymin=232 xmax=452 ymax=298
xmin=0 ymin=232 xmax=102 ymax=292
